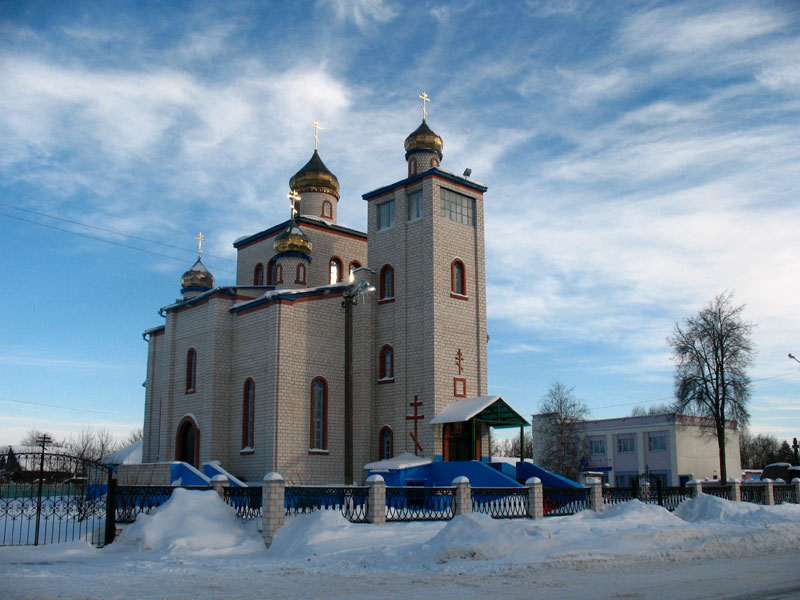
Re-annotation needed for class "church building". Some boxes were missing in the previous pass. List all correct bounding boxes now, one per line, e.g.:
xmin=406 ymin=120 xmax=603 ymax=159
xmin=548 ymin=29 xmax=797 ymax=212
xmin=140 ymin=103 xmax=526 ymax=485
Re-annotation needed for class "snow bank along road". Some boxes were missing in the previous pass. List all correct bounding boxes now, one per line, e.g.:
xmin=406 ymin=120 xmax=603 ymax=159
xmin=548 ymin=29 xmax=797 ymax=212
xmin=2 ymin=488 xmax=800 ymax=599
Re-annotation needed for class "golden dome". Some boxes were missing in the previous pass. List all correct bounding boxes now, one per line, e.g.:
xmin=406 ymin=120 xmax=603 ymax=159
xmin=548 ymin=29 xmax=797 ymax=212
xmin=180 ymin=258 xmax=215 ymax=291
xmin=404 ymin=119 xmax=443 ymax=154
xmin=289 ymin=150 xmax=339 ymax=198
xmin=273 ymin=223 xmax=312 ymax=255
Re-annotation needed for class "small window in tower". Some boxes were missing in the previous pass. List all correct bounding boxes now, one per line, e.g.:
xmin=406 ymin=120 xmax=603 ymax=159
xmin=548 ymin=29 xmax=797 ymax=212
xmin=310 ymin=377 xmax=328 ymax=451
xmin=407 ymin=190 xmax=422 ymax=221
xmin=379 ymin=265 xmax=394 ymax=301
xmin=329 ymin=257 xmax=343 ymax=284
xmin=185 ymin=348 xmax=197 ymax=393
xmin=451 ymin=259 xmax=466 ymax=297
xmin=253 ymin=263 xmax=264 ymax=286
xmin=431 ymin=157 xmax=439 ymax=168
xmin=267 ymin=258 xmax=276 ymax=285
xmin=296 ymin=263 xmax=306 ymax=284
xmin=379 ymin=345 xmax=394 ymax=381
xmin=408 ymin=159 xmax=417 ymax=177
xmin=321 ymin=200 xmax=332 ymax=219
xmin=379 ymin=426 xmax=393 ymax=460
xmin=274 ymin=264 xmax=283 ymax=284
xmin=376 ymin=199 xmax=395 ymax=231
xmin=242 ymin=379 xmax=255 ymax=450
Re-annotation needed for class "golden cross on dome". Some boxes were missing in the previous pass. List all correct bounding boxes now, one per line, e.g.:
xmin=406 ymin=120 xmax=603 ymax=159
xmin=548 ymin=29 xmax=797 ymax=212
xmin=311 ymin=120 xmax=323 ymax=150
xmin=418 ymin=91 xmax=431 ymax=120
xmin=288 ymin=190 xmax=301 ymax=219
xmin=194 ymin=232 xmax=206 ymax=256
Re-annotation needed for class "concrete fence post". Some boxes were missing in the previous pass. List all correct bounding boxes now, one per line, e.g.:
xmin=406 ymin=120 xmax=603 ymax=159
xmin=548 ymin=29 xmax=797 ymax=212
xmin=366 ymin=474 xmax=386 ymax=525
xmin=587 ymin=478 xmax=603 ymax=511
xmin=452 ymin=476 xmax=472 ymax=516
xmin=792 ymin=478 xmax=800 ymax=505
xmin=727 ymin=478 xmax=741 ymax=502
xmin=261 ymin=472 xmax=285 ymax=548
xmin=526 ymin=477 xmax=543 ymax=520
xmin=211 ymin=474 xmax=229 ymax=500
xmin=687 ymin=480 xmax=702 ymax=499
xmin=762 ymin=479 xmax=774 ymax=506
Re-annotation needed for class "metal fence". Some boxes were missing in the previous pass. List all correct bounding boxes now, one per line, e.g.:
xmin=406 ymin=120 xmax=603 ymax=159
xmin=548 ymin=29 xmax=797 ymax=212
xmin=115 ymin=485 xmax=210 ymax=523
xmin=701 ymin=485 xmax=732 ymax=500
xmin=471 ymin=487 xmax=528 ymax=518
xmin=223 ymin=486 xmax=262 ymax=520
xmin=284 ymin=485 xmax=369 ymax=523
xmin=602 ymin=486 xmax=636 ymax=506
xmin=543 ymin=487 xmax=589 ymax=516
xmin=386 ymin=486 xmax=454 ymax=521
xmin=773 ymin=484 xmax=796 ymax=505
xmin=740 ymin=484 xmax=763 ymax=504
xmin=1 ymin=451 xmax=114 ymax=547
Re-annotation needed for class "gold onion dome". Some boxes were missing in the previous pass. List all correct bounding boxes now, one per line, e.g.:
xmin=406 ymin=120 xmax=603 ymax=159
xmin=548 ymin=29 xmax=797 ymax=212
xmin=404 ymin=119 xmax=443 ymax=154
xmin=181 ymin=258 xmax=215 ymax=291
xmin=289 ymin=150 xmax=339 ymax=198
xmin=273 ymin=223 xmax=312 ymax=255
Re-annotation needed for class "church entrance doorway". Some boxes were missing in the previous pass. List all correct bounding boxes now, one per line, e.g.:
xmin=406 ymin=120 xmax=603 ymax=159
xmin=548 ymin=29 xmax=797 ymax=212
xmin=443 ymin=421 xmax=479 ymax=461
xmin=175 ymin=416 xmax=200 ymax=467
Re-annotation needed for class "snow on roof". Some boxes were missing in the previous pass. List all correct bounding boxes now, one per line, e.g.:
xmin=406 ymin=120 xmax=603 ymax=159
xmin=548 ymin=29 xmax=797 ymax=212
xmin=105 ymin=440 xmax=142 ymax=465
xmin=363 ymin=452 xmax=432 ymax=472
xmin=429 ymin=396 xmax=529 ymax=426
xmin=766 ymin=462 xmax=792 ymax=468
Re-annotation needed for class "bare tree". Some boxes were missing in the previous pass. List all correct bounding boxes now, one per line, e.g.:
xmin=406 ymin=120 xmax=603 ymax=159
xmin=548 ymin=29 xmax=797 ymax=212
xmin=19 ymin=429 xmax=62 ymax=448
xmin=532 ymin=382 xmax=590 ymax=480
xmin=739 ymin=429 xmax=780 ymax=469
xmin=65 ymin=427 xmax=119 ymax=462
xmin=630 ymin=403 xmax=673 ymax=417
xmin=123 ymin=428 xmax=144 ymax=446
xmin=668 ymin=291 xmax=754 ymax=482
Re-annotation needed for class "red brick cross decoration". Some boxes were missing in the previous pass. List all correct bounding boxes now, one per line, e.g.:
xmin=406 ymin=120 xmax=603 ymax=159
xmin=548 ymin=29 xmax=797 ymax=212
xmin=406 ymin=395 xmax=424 ymax=455
xmin=455 ymin=348 xmax=464 ymax=374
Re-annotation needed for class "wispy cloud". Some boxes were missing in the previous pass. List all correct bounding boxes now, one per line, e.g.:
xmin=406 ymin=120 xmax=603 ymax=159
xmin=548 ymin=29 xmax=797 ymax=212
xmin=320 ymin=0 xmax=398 ymax=30
xmin=0 ymin=349 xmax=137 ymax=370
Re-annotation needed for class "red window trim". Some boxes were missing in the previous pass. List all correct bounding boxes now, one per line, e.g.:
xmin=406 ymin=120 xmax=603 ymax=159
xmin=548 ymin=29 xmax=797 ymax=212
xmin=242 ymin=378 xmax=255 ymax=450
xmin=185 ymin=348 xmax=197 ymax=393
xmin=348 ymin=260 xmax=362 ymax=280
xmin=321 ymin=200 xmax=333 ymax=219
xmin=253 ymin=263 xmax=264 ymax=285
xmin=379 ymin=264 xmax=394 ymax=300
xmin=175 ymin=415 xmax=200 ymax=466
xmin=379 ymin=345 xmax=394 ymax=381
xmin=453 ymin=377 xmax=467 ymax=398
xmin=274 ymin=263 xmax=283 ymax=284
xmin=379 ymin=426 xmax=393 ymax=460
xmin=309 ymin=376 xmax=328 ymax=450
xmin=267 ymin=258 xmax=276 ymax=285
xmin=296 ymin=263 xmax=307 ymax=285
xmin=451 ymin=259 xmax=467 ymax=297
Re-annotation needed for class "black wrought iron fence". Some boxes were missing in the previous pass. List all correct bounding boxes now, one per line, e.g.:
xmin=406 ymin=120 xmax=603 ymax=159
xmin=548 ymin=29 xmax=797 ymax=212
xmin=115 ymin=485 xmax=209 ymax=523
xmin=740 ymin=484 xmax=763 ymax=504
xmin=0 ymin=451 xmax=114 ymax=547
xmin=701 ymin=485 xmax=731 ymax=500
xmin=653 ymin=485 xmax=688 ymax=511
xmin=602 ymin=486 xmax=635 ymax=505
xmin=773 ymin=484 xmax=796 ymax=505
xmin=385 ymin=486 xmax=454 ymax=521
xmin=543 ymin=487 xmax=588 ymax=516
xmin=284 ymin=486 xmax=368 ymax=523
xmin=223 ymin=486 xmax=262 ymax=520
xmin=471 ymin=487 xmax=528 ymax=518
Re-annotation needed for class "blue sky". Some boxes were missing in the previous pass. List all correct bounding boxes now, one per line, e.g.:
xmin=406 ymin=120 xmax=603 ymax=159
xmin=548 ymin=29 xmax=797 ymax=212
xmin=1 ymin=0 xmax=799 ymax=447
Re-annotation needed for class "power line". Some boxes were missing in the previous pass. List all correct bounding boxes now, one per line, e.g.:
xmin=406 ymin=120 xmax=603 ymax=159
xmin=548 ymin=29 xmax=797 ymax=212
xmin=0 ymin=396 xmax=139 ymax=417
xmin=0 ymin=211 xmax=235 ymax=274
xmin=0 ymin=201 xmax=235 ymax=262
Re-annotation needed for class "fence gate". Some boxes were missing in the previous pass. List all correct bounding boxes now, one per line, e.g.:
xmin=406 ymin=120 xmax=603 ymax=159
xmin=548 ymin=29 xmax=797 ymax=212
xmin=0 ymin=451 xmax=116 ymax=547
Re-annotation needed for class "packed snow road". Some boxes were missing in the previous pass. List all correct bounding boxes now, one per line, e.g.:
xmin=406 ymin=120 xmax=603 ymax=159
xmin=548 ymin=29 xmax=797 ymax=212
xmin=2 ymin=489 xmax=799 ymax=599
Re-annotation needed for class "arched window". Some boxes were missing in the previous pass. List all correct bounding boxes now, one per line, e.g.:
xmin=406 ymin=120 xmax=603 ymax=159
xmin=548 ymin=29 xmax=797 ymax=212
xmin=451 ymin=259 xmax=466 ymax=297
xmin=176 ymin=415 xmax=200 ymax=467
xmin=266 ymin=258 xmax=276 ymax=285
xmin=185 ymin=349 xmax=197 ymax=393
xmin=310 ymin=377 xmax=328 ymax=450
xmin=329 ymin=257 xmax=342 ymax=284
xmin=296 ymin=263 xmax=306 ymax=284
xmin=379 ymin=426 xmax=393 ymax=460
xmin=274 ymin=263 xmax=283 ymax=284
xmin=253 ymin=263 xmax=264 ymax=285
xmin=431 ymin=157 xmax=440 ymax=168
xmin=242 ymin=379 xmax=255 ymax=450
xmin=379 ymin=264 xmax=394 ymax=301
xmin=321 ymin=200 xmax=333 ymax=219
xmin=379 ymin=345 xmax=394 ymax=381
xmin=348 ymin=261 xmax=362 ymax=282
xmin=408 ymin=158 xmax=417 ymax=177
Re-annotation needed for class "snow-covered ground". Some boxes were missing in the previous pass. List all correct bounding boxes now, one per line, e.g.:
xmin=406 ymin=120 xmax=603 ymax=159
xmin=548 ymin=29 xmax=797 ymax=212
xmin=2 ymin=488 xmax=800 ymax=599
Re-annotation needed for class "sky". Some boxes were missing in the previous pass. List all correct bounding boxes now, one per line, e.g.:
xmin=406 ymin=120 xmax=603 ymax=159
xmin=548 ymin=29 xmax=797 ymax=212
xmin=0 ymin=0 xmax=798 ymax=448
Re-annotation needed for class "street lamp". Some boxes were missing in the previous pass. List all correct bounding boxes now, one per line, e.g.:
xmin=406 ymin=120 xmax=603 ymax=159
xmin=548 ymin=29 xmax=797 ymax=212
xmin=343 ymin=278 xmax=376 ymax=484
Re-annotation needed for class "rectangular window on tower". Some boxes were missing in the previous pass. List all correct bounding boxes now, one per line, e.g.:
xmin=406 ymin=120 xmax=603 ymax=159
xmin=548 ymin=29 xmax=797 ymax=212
xmin=377 ymin=199 xmax=395 ymax=231
xmin=407 ymin=190 xmax=422 ymax=221
xmin=440 ymin=188 xmax=475 ymax=227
